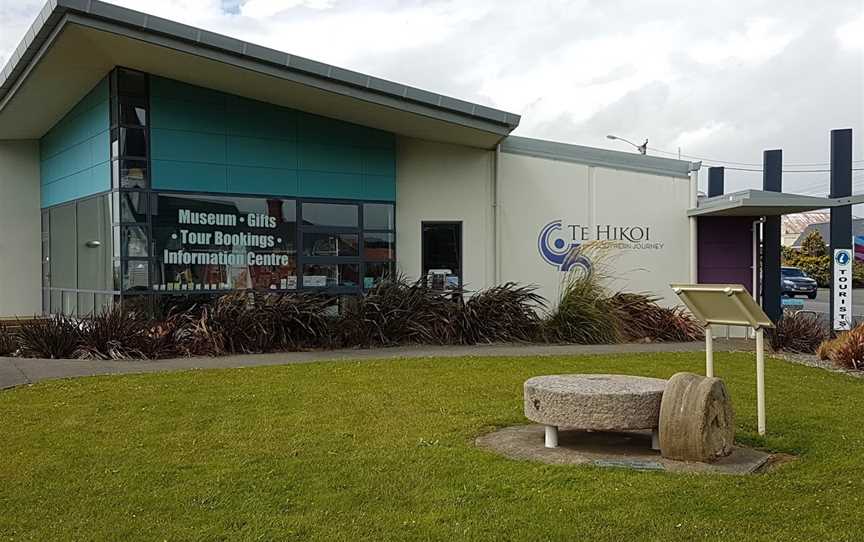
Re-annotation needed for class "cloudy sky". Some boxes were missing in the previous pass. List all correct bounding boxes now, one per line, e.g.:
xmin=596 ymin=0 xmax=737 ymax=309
xmin=1 ymin=0 xmax=862 ymax=194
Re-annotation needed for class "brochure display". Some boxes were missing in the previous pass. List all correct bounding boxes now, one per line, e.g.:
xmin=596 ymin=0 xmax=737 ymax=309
xmin=670 ymin=284 xmax=775 ymax=435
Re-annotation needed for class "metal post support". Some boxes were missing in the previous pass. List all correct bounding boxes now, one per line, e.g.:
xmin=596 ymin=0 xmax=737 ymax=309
xmin=756 ymin=327 xmax=766 ymax=435
xmin=705 ymin=325 xmax=714 ymax=377
xmin=688 ymin=164 xmax=700 ymax=283
xmin=544 ymin=425 xmax=558 ymax=448
xmin=829 ymin=129 xmax=853 ymax=334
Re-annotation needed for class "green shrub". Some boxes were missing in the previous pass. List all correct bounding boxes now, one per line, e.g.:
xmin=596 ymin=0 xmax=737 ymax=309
xmin=768 ymin=312 xmax=828 ymax=354
xmin=338 ymin=277 xmax=459 ymax=347
xmin=801 ymin=230 xmax=828 ymax=257
xmin=457 ymin=283 xmax=544 ymax=344
xmin=607 ymin=292 xmax=704 ymax=342
xmin=824 ymin=324 xmax=864 ymax=370
xmin=167 ymin=292 xmax=335 ymax=357
xmin=16 ymin=316 xmax=81 ymax=359
xmin=254 ymin=292 xmax=335 ymax=351
xmin=0 ymin=326 xmax=17 ymax=356
xmin=75 ymin=306 xmax=151 ymax=360
xmin=543 ymin=270 xmax=621 ymax=345
xmin=817 ymin=334 xmax=843 ymax=361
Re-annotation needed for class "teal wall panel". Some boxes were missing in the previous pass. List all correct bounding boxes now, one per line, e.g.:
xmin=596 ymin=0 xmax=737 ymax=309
xmin=151 ymin=128 xmax=226 ymax=164
xmin=40 ymin=78 xmax=111 ymax=207
xmin=298 ymin=171 xmax=363 ymax=199
xmin=227 ymin=166 xmax=298 ymax=195
xmin=152 ymin=160 xmax=228 ymax=192
xmin=227 ymin=136 xmax=296 ymax=168
xmin=363 ymin=175 xmax=397 ymax=200
xmin=149 ymin=76 xmax=395 ymax=201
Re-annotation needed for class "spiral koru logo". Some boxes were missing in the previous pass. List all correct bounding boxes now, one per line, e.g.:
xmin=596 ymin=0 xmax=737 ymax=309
xmin=537 ymin=220 xmax=592 ymax=273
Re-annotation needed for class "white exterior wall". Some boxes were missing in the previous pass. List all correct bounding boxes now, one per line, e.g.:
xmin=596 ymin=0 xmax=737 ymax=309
xmin=498 ymin=152 xmax=692 ymax=307
xmin=395 ymin=137 xmax=494 ymax=290
xmin=0 ymin=140 xmax=41 ymax=317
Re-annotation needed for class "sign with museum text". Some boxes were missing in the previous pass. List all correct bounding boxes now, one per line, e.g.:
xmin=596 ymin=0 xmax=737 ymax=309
xmin=152 ymin=195 xmax=299 ymax=292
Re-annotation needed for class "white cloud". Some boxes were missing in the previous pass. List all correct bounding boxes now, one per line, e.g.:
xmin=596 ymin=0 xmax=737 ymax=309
xmin=0 ymin=0 xmax=861 ymax=195
xmin=689 ymin=17 xmax=802 ymax=65
xmin=836 ymin=12 xmax=864 ymax=50
xmin=241 ymin=0 xmax=337 ymax=18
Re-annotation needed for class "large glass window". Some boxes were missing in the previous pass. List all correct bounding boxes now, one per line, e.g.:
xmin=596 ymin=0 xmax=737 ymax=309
xmin=113 ymin=127 xmax=147 ymax=159
xmin=363 ymin=261 xmax=395 ymax=289
xmin=152 ymin=194 xmax=298 ymax=291
xmin=113 ymin=191 xmax=148 ymax=223
xmin=363 ymin=232 xmax=394 ymax=261
xmin=361 ymin=203 xmax=395 ymax=289
xmin=119 ymin=102 xmax=147 ymax=127
xmin=113 ymin=160 xmax=148 ymax=189
xmin=302 ymin=263 xmax=360 ymax=289
xmin=302 ymin=202 xmax=358 ymax=228
xmin=363 ymin=203 xmax=394 ymax=230
xmin=303 ymin=232 xmax=359 ymax=257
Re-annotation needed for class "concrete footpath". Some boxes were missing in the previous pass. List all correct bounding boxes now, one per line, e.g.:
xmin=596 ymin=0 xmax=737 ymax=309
xmin=0 ymin=340 xmax=752 ymax=391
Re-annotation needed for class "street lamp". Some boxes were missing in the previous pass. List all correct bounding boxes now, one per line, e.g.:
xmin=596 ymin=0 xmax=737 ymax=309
xmin=607 ymin=134 xmax=648 ymax=155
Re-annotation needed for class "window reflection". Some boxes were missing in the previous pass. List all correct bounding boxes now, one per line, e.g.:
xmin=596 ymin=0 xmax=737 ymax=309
xmin=364 ymin=262 xmax=395 ymax=289
xmin=363 ymin=203 xmax=394 ymax=230
xmin=303 ymin=232 xmax=358 ymax=257
xmin=302 ymin=202 xmax=358 ymax=228
xmin=363 ymin=232 xmax=394 ymax=261
xmin=302 ymin=263 xmax=359 ymax=288
xmin=119 ymin=103 xmax=147 ymax=127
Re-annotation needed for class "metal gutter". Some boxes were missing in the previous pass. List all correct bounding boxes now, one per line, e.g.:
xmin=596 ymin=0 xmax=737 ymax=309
xmin=500 ymin=135 xmax=692 ymax=179
xmin=0 ymin=0 xmax=521 ymax=135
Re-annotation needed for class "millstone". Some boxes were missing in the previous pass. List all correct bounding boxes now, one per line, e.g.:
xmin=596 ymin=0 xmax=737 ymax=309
xmin=658 ymin=372 xmax=735 ymax=462
xmin=523 ymin=374 xmax=667 ymax=431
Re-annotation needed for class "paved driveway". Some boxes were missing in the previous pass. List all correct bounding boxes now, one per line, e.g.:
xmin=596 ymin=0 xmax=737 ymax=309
xmin=0 ymin=340 xmax=752 ymax=390
xmin=801 ymin=288 xmax=864 ymax=320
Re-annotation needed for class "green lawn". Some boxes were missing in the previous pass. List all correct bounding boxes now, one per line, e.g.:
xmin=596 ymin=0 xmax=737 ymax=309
xmin=1 ymin=353 xmax=863 ymax=541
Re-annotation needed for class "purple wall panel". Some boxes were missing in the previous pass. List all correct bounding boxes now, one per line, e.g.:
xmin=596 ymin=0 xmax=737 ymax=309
xmin=698 ymin=216 xmax=755 ymax=293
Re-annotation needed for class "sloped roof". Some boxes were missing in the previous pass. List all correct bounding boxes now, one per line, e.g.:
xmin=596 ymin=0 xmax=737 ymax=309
xmin=0 ymin=0 xmax=520 ymax=147
xmin=501 ymin=136 xmax=696 ymax=179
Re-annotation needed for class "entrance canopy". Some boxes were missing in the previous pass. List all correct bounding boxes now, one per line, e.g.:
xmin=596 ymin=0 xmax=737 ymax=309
xmin=0 ymin=0 xmax=520 ymax=148
xmin=688 ymin=189 xmax=864 ymax=217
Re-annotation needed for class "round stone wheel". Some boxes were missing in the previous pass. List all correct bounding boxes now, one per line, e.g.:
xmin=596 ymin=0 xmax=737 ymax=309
xmin=524 ymin=374 xmax=667 ymax=431
xmin=658 ymin=372 xmax=735 ymax=462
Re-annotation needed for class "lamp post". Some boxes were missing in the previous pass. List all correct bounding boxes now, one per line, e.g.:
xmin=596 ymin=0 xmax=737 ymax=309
xmin=606 ymin=134 xmax=648 ymax=155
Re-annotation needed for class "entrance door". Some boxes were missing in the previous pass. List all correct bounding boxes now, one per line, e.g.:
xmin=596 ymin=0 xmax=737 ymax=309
xmin=697 ymin=216 xmax=755 ymax=293
xmin=421 ymin=222 xmax=462 ymax=290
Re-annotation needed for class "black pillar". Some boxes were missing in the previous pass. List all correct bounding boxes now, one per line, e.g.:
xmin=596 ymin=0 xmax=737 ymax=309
xmin=708 ymin=167 xmax=725 ymax=197
xmin=830 ymin=129 xmax=853 ymax=331
xmin=762 ymin=150 xmax=782 ymax=322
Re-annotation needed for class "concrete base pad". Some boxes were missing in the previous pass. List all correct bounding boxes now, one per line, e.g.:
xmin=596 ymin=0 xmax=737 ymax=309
xmin=476 ymin=424 xmax=776 ymax=474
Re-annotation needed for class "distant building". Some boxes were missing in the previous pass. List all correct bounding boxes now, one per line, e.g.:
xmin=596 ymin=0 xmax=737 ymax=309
xmin=782 ymin=211 xmax=829 ymax=247
xmin=793 ymin=218 xmax=864 ymax=260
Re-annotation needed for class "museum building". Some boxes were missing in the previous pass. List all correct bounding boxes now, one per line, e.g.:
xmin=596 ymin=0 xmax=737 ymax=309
xmin=15 ymin=0 xmax=854 ymax=321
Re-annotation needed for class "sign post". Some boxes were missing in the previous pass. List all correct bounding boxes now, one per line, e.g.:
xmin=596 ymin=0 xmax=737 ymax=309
xmin=833 ymin=249 xmax=853 ymax=332
xmin=671 ymin=284 xmax=775 ymax=435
